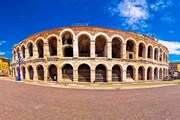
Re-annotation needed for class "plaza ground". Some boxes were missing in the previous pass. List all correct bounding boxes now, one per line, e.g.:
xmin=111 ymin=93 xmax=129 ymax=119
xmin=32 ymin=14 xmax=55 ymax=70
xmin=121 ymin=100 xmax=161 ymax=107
xmin=0 ymin=78 xmax=180 ymax=120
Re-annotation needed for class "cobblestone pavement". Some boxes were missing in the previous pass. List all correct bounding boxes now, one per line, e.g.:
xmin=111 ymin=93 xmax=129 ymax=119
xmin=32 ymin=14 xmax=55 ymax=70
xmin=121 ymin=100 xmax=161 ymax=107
xmin=0 ymin=79 xmax=180 ymax=120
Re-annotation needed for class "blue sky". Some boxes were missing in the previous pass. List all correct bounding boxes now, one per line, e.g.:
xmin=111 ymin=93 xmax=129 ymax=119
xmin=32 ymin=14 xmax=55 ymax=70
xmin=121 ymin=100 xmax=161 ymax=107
xmin=0 ymin=0 xmax=180 ymax=62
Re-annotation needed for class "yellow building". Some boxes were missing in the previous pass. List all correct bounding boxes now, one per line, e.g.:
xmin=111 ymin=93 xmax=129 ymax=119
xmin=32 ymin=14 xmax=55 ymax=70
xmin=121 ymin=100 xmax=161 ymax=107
xmin=0 ymin=56 xmax=10 ymax=76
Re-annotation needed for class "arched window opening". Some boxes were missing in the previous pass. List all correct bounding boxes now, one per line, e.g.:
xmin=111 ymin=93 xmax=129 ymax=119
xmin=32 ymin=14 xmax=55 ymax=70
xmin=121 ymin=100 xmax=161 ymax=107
xmin=48 ymin=37 xmax=57 ymax=56
xmin=129 ymin=54 xmax=133 ymax=59
xmin=95 ymin=36 xmax=107 ymax=57
xmin=64 ymin=47 xmax=73 ymax=57
xmin=95 ymin=64 xmax=107 ymax=82
xmin=62 ymin=64 xmax=73 ymax=81
xmin=138 ymin=43 xmax=145 ymax=58
xmin=37 ymin=65 xmax=44 ymax=80
xmin=28 ymin=66 xmax=34 ymax=80
xmin=147 ymin=46 xmax=153 ymax=59
xmin=154 ymin=48 xmax=158 ymax=60
xmin=154 ymin=67 xmax=158 ymax=80
xmin=138 ymin=66 xmax=144 ymax=80
xmin=27 ymin=43 xmax=33 ymax=57
xmin=22 ymin=66 xmax=26 ymax=79
xmin=147 ymin=67 xmax=152 ymax=80
xmin=36 ymin=40 xmax=44 ymax=58
xmin=62 ymin=32 xmax=73 ymax=45
xmin=112 ymin=65 xmax=121 ymax=82
xmin=112 ymin=38 xmax=121 ymax=58
xmin=78 ymin=64 xmax=90 ymax=82
xmin=159 ymin=68 xmax=163 ymax=80
xmin=48 ymin=65 xmax=57 ymax=81
xmin=78 ymin=35 xmax=90 ymax=57
xmin=126 ymin=66 xmax=134 ymax=80
xmin=21 ymin=46 xmax=25 ymax=58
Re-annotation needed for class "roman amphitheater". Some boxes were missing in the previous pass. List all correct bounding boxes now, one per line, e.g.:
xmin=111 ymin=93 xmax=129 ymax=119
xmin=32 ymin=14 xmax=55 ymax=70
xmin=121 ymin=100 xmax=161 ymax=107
xmin=11 ymin=26 xmax=169 ymax=83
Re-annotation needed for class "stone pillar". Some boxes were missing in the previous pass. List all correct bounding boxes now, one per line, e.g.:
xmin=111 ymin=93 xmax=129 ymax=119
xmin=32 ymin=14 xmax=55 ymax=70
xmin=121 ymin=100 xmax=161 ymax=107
xmin=144 ymin=68 xmax=147 ymax=81
xmin=25 ymin=48 xmax=29 ymax=59
xmin=73 ymin=69 xmax=78 ymax=82
xmin=58 ymin=68 xmax=62 ymax=82
xmin=107 ymin=40 xmax=112 ymax=58
xmin=134 ymin=69 xmax=138 ymax=81
xmin=44 ymin=42 xmax=49 ymax=58
xmin=57 ymin=65 xmax=60 ymax=82
xmin=135 ymin=46 xmax=138 ymax=60
xmin=44 ymin=65 xmax=48 ymax=83
xmin=33 ymin=44 xmax=38 ymax=58
xmin=152 ymin=69 xmax=154 ymax=80
xmin=91 ymin=69 xmax=95 ymax=83
xmin=91 ymin=39 xmax=95 ymax=58
xmin=26 ymin=67 xmax=29 ymax=80
xmin=122 ymin=43 xmax=126 ymax=59
xmin=122 ymin=69 xmax=126 ymax=82
xmin=145 ymin=47 xmax=148 ymax=60
xmin=57 ymin=38 xmax=62 ymax=57
xmin=73 ymin=37 xmax=78 ymax=58
xmin=33 ymin=65 xmax=38 ymax=81
xmin=107 ymin=69 xmax=112 ymax=83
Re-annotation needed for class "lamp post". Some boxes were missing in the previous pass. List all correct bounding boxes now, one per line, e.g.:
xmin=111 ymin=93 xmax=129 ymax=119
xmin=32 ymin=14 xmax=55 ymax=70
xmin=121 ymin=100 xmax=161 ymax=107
xmin=17 ymin=53 xmax=21 ymax=81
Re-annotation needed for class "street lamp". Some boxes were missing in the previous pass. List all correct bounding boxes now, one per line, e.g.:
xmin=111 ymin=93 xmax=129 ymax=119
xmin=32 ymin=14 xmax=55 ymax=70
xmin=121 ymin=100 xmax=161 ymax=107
xmin=17 ymin=53 xmax=21 ymax=81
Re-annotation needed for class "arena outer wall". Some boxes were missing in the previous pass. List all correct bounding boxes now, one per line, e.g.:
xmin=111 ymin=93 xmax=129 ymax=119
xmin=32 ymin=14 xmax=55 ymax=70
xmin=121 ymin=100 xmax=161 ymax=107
xmin=11 ymin=26 xmax=169 ymax=83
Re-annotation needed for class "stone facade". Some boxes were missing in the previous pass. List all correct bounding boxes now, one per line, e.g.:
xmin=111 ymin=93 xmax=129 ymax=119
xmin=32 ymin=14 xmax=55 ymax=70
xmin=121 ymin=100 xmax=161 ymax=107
xmin=11 ymin=26 xmax=169 ymax=83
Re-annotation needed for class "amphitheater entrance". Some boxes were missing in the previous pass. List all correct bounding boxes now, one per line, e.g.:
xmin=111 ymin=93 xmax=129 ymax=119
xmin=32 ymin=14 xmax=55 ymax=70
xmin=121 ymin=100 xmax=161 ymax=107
xmin=159 ymin=68 xmax=163 ymax=80
xmin=64 ymin=47 xmax=73 ymax=57
xmin=27 ymin=42 xmax=33 ymax=57
xmin=48 ymin=65 xmax=57 ymax=81
xmin=112 ymin=65 xmax=122 ymax=82
xmin=36 ymin=40 xmax=44 ymax=58
xmin=154 ymin=67 xmax=158 ymax=80
xmin=21 ymin=66 xmax=26 ymax=79
xmin=95 ymin=36 xmax=107 ymax=57
xmin=62 ymin=64 xmax=73 ymax=81
xmin=112 ymin=38 xmax=121 ymax=58
xmin=78 ymin=64 xmax=90 ymax=82
xmin=126 ymin=65 xmax=135 ymax=80
xmin=78 ymin=35 xmax=90 ymax=57
xmin=37 ymin=65 xmax=44 ymax=80
xmin=138 ymin=66 xmax=145 ymax=80
xmin=28 ymin=65 xmax=34 ymax=80
xmin=95 ymin=64 xmax=107 ymax=82
xmin=48 ymin=37 xmax=57 ymax=56
xmin=147 ymin=67 xmax=153 ymax=80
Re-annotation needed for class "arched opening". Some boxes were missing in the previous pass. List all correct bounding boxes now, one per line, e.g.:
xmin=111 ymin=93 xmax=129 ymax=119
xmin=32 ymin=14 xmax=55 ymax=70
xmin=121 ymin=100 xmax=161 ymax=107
xmin=138 ymin=43 xmax=145 ymax=58
xmin=21 ymin=66 xmax=26 ymax=79
xmin=36 ymin=40 xmax=44 ymax=58
xmin=147 ymin=67 xmax=152 ymax=80
xmin=163 ymin=68 xmax=166 ymax=79
xmin=78 ymin=64 xmax=90 ymax=82
xmin=62 ymin=32 xmax=73 ymax=45
xmin=154 ymin=67 xmax=158 ymax=80
xmin=95 ymin=64 xmax=107 ymax=82
xmin=27 ymin=42 xmax=33 ymax=57
xmin=95 ymin=36 xmax=107 ymax=57
xmin=48 ymin=64 xmax=57 ymax=81
xmin=78 ymin=35 xmax=90 ymax=57
xmin=13 ymin=50 xmax=16 ymax=61
xmin=147 ymin=45 xmax=153 ymax=59
xmin=126 ymin=65 xmax=135 ymax=80
xmin=112 ymin=65 xmax=122 ymax=82
xmin=163 ymin=53 xmax=165 ymax=62
xmin=112 ymin=38 xmax=121 ymax=58
xmin=126 ymin=40 xmax=136 ymax=59
xmin=64 ymin=47 xmax=73 ymax=57
xmin=138 ymin=66 xmax=145 ymax=80
xmin=21 ymin=45 xmax=25 ymax=58
xmin=28 ymin=65 xmax=34 ymax=80
xmin=48 ymin=37 xmax=57 ymax=56
xmin=159 ymin=68 xmax=163 ymax=80
xmin=37 ymin=65 xmax=44 ymax=80
xmin=62 ymin=64 xmax=73 ymax=81
xmin=154 ymin=48 xmax=158 ymax=60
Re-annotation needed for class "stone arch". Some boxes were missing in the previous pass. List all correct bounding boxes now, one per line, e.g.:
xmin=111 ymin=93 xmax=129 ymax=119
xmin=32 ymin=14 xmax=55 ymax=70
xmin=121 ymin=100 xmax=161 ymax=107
xmin=21 ymin=45 xmax=26 ymax=58
xmin=159 ymin=68 xmax=163 ymax=80
xmin=112 ymin=65 xmax=122 ymax=82
xmin=27 ymin=42 xmax=33 ymax=57
xmin=78 ymin=64 xmax=91 ymax=82
xmin=37 ymin=65 xmax=44 ymax=80
xmin=62 ymin=64 xmax=73 ymax=81
xmin=154 ymin=47 xmax=158 ymax=60
xmin=21 ymin=66 xmax=26 ymax=79
xmin=48 ymin=64 xmax=57 ymax=81
xmin=126 ymin=39 xmax=136 ymax=59
xmin=78 ymin=34 xmax=90 ymax=57
xmin=95 ymin=64 xmax=107 ymax=82
xmin=48 ymin=36 xmax=57 ymax=56
xmin=61 ymin=31 xmax=73 ymax=45
xmin=154 ymin=67 xmax=158 ymax=80
xmin=28 ymin=65 xmax=34 ymax=80
xmin=147 ymin=67 xmax=153 ymax=80
xmin=147 ymin=45 xmax=153 ymax=59
xmin=138 ymin=66 xmax=145 ymax=80
xmin=138 ymin=42 xmax=146 ymax=58
xmin=126 ymin=65 xmax=135 ymax=80
xmin=112 ymin=37 xmax=122 ymax=58
xmin=36 ymin=39 xmax=44 ymax=58
xmin=95 ymin=35 xmax=107 ymax=57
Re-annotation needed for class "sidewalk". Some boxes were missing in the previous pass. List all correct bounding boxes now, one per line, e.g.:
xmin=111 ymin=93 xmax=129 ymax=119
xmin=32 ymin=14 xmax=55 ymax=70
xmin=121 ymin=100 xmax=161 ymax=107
xmin=0 ymin=77 xmax=179 ymax=90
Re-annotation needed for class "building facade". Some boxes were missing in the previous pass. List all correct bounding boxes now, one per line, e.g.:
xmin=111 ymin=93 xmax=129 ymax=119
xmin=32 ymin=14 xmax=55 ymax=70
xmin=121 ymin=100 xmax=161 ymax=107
xmin=11 ymin=26 xmax=169 ymax=82
xmin=169 ymin=62 xmax=180 ymax=79
xmin=0 ymin=56 xmax=10 ymax=76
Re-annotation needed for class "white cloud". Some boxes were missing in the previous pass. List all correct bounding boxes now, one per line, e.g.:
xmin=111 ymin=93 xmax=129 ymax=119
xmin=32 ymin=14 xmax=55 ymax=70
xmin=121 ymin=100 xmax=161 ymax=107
xmin=150 ymin=0 xmax=173 ymax=12
xmin=0 ymin=41 xmax=7 ymax=45
xmin=0 ymin=51 xmax=5 ymax=55
xmin=159 ymin=40 xmax=180 ymax=55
